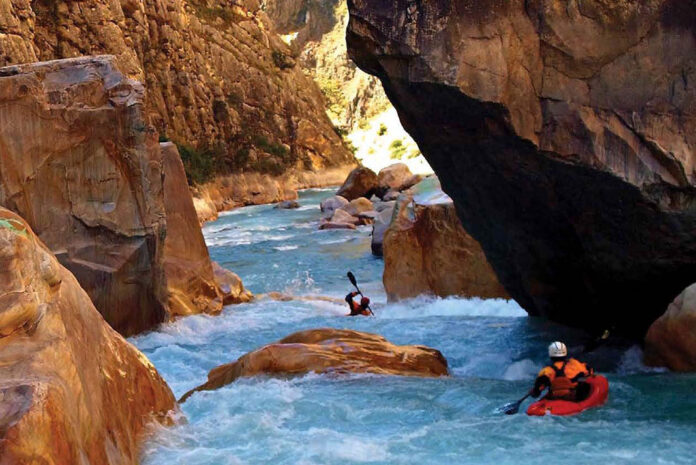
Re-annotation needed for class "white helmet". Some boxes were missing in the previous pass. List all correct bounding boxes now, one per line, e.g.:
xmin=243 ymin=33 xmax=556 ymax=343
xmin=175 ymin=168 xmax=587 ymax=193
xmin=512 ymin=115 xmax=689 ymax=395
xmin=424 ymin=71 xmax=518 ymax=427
xmin=548 ymin=341 xmax=568 ymax=358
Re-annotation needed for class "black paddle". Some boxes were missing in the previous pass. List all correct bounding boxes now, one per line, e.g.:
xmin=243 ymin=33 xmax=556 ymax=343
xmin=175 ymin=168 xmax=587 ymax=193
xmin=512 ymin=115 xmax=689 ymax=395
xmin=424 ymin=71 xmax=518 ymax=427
xmin=499 ymin=329 xmax=612 ymax=415
xmin=347 ymin=271 xmax=374 ymax=315
xmin=500 ymin=390 xmax=533 ymax=415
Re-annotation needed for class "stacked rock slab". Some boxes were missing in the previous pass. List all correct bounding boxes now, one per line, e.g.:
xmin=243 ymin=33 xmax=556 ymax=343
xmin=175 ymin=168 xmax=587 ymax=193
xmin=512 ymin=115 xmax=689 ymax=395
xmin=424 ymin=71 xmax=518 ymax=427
xmin=347 ymin=0 xmax=696 ymax=336
xmin=0 ymin=56 xmax=248 ymax=336
xmin=382 ymin=178 xmax=508 ymax=301
xmin=0 ymin=207 xmax=175 ymax=464
xmin=180 ymin=328 xmax=449 ymax=402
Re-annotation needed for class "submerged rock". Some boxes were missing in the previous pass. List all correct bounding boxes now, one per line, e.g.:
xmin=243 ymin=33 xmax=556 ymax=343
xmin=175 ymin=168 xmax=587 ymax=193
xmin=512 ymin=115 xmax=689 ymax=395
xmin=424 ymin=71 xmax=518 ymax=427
xmin=382 ymin=178 xmax=508 ymax=301
xmin=347 ymin=1 xmax=696 ymax=335
xmin=645 ymin=284 xmax=696 ymax=371
xmin=275 ymin=200 xmax=301 ymax=209
xmin=0 ymin=57 xmax=247 ymax=335
xmin=180 ymin=328 xmax=449 ymax=402
xmin=336 ymin=167 xmax=379 ymax=200
xmin=0 ymin=208 xmax=176 ymax=464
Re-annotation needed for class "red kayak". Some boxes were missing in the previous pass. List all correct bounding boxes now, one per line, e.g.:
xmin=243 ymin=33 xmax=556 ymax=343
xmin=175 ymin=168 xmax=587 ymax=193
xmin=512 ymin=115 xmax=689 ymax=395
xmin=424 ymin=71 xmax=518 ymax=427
xmin=526 ymin=375 xmax=609 ymax=416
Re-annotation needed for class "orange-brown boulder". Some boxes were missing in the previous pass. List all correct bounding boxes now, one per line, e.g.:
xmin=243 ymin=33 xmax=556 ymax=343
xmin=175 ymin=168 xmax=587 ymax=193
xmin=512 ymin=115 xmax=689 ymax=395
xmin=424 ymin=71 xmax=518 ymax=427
xmin=0 ymin=56 xmax=249 ymax=335
xmin=180 ymin=328 xmax=449 ymax=402
xmin=336 ymin=167 xmax=379 ymax=201
xmin=644 ymin=284 xmax=696 ymax=371
xmin=377 ymin=163 xmax=413 ymax=192
xmin=383 ymin=178 xmax=508 ymax=301
xmin=0 ymin=208 xmax=176 ymax=464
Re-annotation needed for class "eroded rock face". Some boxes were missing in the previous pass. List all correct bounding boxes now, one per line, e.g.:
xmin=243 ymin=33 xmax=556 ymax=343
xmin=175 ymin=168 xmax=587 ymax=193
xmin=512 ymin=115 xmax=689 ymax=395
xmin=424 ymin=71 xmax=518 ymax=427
xmin=0 ymin=0 xmax=354 ymax=178
xmin=180 ymin=328 xmax=449 ymax=401
xmin=383 ymin=178 xmax=508 ymax=301
xmin=347 ymin=0 xmax=696 ymax=335
xmin=0 ymin=208 xmax=176 ymax=464
xmin=644 ymin=283 xmax=696 ymax=371
xmin=0 ymin=57 xmax=246 ymax=335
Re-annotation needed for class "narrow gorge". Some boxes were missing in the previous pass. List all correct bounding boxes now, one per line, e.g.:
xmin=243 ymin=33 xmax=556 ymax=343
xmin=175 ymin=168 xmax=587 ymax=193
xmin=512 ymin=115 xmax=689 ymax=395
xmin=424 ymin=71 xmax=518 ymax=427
xmin=1 ymin=0 xmax=696 ymax=464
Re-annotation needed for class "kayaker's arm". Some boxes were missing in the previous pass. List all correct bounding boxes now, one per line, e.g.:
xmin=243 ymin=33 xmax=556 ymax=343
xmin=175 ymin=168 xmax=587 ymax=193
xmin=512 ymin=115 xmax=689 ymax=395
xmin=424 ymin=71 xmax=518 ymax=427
xmin=531 ymin=375 xmax=550 ymax=398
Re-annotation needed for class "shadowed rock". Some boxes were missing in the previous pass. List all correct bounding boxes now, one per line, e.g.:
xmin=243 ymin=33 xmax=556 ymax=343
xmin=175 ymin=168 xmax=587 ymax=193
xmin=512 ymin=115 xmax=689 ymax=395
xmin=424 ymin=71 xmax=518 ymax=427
xmin=336 ymin=166 xmax=379 ymax=200
xmin=180 ymin=328 xmax=449 ymax=402
xmin=0 ymin=208 xmax=175 ymax=464
xmin=347 ymin=0 xmax=696 ymax=336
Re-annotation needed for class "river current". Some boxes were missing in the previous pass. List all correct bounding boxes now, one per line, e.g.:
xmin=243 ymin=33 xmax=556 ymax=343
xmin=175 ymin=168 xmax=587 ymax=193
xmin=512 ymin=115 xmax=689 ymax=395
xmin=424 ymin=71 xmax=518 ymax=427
xmin=132 ymin=188 xmax=696 ymax=465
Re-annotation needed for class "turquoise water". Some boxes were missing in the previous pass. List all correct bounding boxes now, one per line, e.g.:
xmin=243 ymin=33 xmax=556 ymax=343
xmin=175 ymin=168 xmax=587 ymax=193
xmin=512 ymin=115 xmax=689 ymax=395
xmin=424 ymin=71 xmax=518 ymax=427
xmin=133 ymin=188 xmax=696 ymax=465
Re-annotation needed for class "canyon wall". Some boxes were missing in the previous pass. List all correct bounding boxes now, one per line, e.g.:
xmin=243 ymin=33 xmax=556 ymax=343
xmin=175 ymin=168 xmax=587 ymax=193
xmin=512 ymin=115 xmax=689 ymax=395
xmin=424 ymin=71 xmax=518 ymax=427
xmin=347 ymin=0 xmax=696 ymax=336
xmin=0 ymin=207 xmax=175 ymax=464
xmin=264 ymin=0 xmax=430 ymax=174
xmin=0 ymin=0 xmax=354 ymax=182
xmin=0 ymin=56 xmax=248 ymax=336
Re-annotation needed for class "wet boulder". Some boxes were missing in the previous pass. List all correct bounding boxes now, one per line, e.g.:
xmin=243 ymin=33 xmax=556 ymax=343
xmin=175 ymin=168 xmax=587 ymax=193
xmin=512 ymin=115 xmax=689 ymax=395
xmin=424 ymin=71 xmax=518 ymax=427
xmin=0 ymin=208 xmax=176 ymax=464
xmin=320 ymin=195 xmax=349 ymax=217
xmin=274 ymin=200 xmax=301 ymax=209
xmin=337 ymin=197 xmax=374 ymax=217
xmin=180 ymin=328 xmax=449 ymax=401
xmin=371 ymin=204 xmax=395 ymax=256
xmin=383 ymin=178 xmax=508 ymax=301
xmin=336 ymin=167 xmax=378 ymax=201
xmin=644 ymin=284 xmax=696 ymax=371
xmin=319 ymin=222 xmax=357 ymax=230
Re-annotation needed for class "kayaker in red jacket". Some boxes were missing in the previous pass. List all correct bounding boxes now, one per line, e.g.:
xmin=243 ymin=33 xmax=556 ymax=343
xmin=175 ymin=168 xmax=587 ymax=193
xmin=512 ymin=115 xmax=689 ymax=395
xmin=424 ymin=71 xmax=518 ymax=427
xmin=345 ymin=291 xmax=371 ymax=316
xmin=531 ymin=341 xmax=594 ymax=402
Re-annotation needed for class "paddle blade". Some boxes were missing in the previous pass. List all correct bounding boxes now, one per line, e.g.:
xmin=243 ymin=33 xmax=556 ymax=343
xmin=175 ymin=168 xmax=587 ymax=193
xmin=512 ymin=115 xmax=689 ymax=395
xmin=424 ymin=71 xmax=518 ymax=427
xmin=499 ymin=400 xmax=522 ymax=415
xmin=347 ymin=271 xmax=357 ymax=287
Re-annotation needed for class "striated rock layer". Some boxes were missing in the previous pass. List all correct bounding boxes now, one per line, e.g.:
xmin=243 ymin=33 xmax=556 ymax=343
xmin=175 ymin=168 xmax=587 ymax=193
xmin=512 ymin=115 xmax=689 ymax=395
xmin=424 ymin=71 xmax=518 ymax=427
xmin=0 ymin=56 xmax=248 ymax=336
xmin=0 ymin=0 xmax=355 ymax=178
xmin=0 ymin=207 xmax=176 ymax=464
xmin=180 ymin=328 xmax=449 ymax=402
xmin=347 ymin=0 xmax=696 ymax=336
xmin=383 ymin=178 xmax=508 ymax=301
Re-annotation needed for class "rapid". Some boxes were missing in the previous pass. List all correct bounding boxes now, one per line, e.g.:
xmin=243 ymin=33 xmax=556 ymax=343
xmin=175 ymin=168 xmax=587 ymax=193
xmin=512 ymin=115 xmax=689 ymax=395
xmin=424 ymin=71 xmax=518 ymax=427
xmin=132 ymin=188 xmax=696 ymax=465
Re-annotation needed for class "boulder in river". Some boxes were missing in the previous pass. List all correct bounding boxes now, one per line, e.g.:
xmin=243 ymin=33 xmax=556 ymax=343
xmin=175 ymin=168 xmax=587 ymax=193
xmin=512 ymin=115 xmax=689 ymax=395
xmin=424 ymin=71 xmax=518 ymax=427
xmin=320 ymin=195 xmax=350 ymax=217
xmin=338 ymin=197 xmax=374 ymax=217
xmin=644 ymin=283 xmax=696 ymax=371
xmin=319 ymin=221 xmax=358 ymax=231
xmin=0 ymin=56 xmax=246 ymax=335
xmin=371 ymin=204 xmax=396 ymax=256
xmin=179 ymin=328 xmax=449 ymax=402
xmin=377 ymin=163 xmax=413 ymax=193
xmin=347 ymin=1 xmax=696 ymax=336
xmin=0 ymin=207 xmax=176 ymax=464
xmin=274 ymin=200 xmax=301 ymax=209
xmin=336 ymin=167 xmax=379 ymax=201
xmin=383 ymin=178 xmax=508 ymax=301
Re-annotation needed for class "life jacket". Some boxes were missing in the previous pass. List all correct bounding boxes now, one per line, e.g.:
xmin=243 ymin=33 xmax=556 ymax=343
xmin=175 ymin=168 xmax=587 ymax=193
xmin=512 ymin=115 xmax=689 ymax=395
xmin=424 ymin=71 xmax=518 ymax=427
xmin=541 ymin=359 xmax=590 ymax=401
xmin=349 ymin=301 xmax=369 ymax=316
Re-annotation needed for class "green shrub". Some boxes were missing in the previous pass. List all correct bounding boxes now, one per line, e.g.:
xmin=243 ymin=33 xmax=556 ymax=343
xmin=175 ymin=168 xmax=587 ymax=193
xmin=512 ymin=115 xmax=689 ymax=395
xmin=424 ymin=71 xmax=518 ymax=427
xmin=176 ymin=143 xmax=226 ymax=185
xmin=389 ymin=139 xmax=407 ymax=160
xmin=378 ymin=123 xmax=387 ymax=136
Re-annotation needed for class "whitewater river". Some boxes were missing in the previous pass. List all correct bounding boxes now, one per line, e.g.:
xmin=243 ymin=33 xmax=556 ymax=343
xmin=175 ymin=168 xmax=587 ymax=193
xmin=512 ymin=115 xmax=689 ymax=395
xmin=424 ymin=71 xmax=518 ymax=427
xmin=133 ymin=188 xmax=696 ymax=465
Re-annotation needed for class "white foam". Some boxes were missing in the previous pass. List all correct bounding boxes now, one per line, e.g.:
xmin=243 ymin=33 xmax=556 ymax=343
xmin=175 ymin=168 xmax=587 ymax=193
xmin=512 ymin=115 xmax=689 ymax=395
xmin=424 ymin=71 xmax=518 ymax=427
xmin=380 ymin=295 xmax=526 ymax=319
xmin=274 ymin=245 xmax=299 ymax=251
xmin=502 ymin=359 xmax=538 ymax=381
xmin=616 ymin=345 xmax=669 ymax=375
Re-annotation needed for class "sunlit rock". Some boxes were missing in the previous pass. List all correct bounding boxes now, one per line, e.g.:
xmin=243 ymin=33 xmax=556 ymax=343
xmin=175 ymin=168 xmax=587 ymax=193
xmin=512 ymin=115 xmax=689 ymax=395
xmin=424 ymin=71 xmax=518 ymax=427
xmin=0 ymin=208 xmax=176 ymax=464
xmin=645 ymin=284 xmax=696 ymax=371
xmin=383 ymin=178 xmax=508 ymax=301
xmin=179 ymin=328 xmax=449 ymax=402
xmin=0 ymin=57 xmax=247 ymax=335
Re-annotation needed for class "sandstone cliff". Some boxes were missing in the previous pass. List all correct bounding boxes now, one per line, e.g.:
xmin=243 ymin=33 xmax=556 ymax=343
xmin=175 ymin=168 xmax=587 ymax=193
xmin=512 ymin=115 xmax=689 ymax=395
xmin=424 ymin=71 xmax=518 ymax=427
xmin=0 ymin=0 xmax=354 ymax=183
xmin=180 ymin=328 xmax=449 ymax=402
xmin=347 ymin=0 xmax=696 ymax=336
xmin=0 ymin=56 xmax=249 ymax=336
xmin=383 ymin=178 xmax=508 ymax=301
xmin=0 ymin=207 xmax=176 ymax=464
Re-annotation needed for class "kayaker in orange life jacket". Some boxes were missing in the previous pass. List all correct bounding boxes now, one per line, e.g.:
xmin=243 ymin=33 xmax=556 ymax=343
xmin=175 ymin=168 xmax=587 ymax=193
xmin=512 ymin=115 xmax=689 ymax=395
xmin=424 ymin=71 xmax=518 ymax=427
xmin=345 ymin=291 xmax=371 ymax=316
xmin=530 ymin=341 xmax=594 ymax=402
